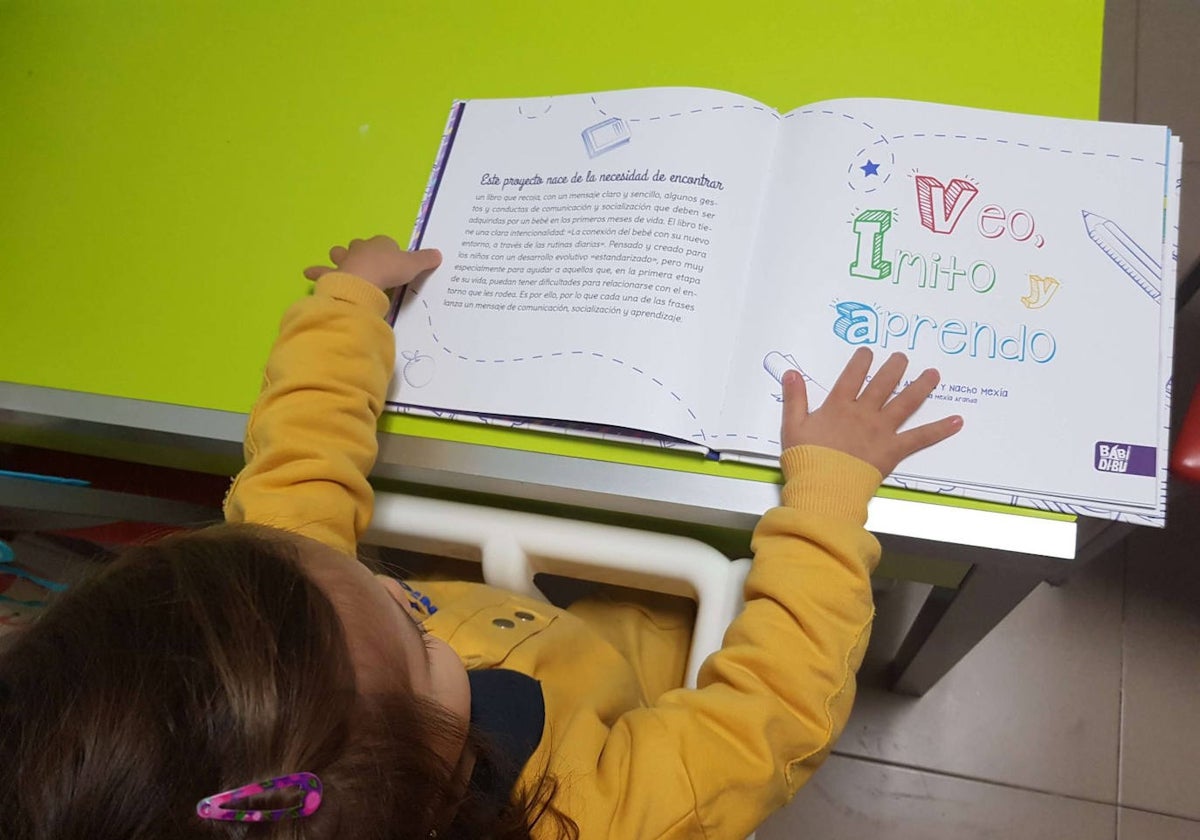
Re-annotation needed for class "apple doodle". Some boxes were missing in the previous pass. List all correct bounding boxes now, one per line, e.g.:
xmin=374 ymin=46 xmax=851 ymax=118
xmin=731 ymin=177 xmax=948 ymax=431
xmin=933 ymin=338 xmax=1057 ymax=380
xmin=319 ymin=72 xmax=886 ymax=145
xmin=400 ymin=350 xmax=435 ymax=388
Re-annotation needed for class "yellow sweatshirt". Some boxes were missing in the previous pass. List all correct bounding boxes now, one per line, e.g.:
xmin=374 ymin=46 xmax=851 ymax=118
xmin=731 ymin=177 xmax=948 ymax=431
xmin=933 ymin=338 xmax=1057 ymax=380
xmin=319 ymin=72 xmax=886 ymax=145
xmin=225 ymin=273 xmax=883 ymax=839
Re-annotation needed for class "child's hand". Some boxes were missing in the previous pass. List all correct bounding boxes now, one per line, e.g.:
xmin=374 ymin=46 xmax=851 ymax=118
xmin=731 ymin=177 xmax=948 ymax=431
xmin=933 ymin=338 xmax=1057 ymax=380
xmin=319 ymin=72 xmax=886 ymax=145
xmin=303 ymin=235 xmax=441 ymax=291
xmin=781 ymin=348 xmax=962 ymax=477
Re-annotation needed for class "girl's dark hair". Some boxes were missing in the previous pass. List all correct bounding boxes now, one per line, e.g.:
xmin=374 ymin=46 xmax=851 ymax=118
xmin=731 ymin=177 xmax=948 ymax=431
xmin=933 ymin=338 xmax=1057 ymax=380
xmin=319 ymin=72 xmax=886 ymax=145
xmin=0 ymin=525 xmax=575 ymax=840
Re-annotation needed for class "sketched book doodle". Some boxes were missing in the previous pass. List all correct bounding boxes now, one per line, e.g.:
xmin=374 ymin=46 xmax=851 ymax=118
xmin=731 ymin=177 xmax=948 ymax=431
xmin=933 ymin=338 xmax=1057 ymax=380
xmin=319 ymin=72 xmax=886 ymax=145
xmin=389 ymin=87 xmax=1182 ymax=525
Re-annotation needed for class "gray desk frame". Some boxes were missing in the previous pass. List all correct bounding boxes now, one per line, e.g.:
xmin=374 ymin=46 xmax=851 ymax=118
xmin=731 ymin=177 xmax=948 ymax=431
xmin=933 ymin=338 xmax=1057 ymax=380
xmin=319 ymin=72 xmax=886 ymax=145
xmin=0 ymin=380 xmax=1130 ymax=695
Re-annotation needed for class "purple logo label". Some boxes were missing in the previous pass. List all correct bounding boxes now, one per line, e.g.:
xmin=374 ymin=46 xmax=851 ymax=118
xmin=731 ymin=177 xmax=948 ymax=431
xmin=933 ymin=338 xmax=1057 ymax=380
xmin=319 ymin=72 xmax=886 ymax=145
xmin=1094 ymin=442 xmax=1156 ymax=477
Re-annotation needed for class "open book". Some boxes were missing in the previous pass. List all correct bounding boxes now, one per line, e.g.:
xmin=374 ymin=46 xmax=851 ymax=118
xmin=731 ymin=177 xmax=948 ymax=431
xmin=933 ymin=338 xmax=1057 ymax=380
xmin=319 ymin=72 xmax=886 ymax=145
xmin=388 ymin=87 xmax=1183 ymax=525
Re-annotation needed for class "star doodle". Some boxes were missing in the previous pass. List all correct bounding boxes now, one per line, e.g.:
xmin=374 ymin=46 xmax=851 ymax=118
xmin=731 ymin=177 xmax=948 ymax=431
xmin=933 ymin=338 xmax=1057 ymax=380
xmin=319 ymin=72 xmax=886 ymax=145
xmin=860 ymin=159 xmax=880 ymax=177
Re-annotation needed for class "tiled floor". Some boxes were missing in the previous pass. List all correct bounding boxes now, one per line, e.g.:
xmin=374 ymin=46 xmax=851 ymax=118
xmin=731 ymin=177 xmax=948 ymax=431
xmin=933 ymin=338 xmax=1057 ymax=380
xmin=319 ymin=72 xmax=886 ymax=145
xmin=759 ymin=515 xmax=1200 ymax=840
xmin=759 ymin=6 xmax=1200 ymax=837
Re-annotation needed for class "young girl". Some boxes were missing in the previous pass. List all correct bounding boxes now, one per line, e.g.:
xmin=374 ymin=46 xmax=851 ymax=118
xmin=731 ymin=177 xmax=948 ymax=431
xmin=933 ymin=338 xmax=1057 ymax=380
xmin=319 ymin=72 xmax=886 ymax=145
xmin=0 ymin=236 xmax=961 ymax=839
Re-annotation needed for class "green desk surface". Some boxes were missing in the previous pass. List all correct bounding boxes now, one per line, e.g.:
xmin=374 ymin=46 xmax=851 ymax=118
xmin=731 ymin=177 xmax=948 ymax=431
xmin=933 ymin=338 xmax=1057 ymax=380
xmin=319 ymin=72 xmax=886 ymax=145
xmin=0 ymin=0 xmax=1101 ymax=519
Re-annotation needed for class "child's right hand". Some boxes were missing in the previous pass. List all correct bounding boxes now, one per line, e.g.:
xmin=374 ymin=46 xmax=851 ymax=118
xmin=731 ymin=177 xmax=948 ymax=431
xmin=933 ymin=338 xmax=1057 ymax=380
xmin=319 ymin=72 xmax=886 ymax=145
xmin=303 ymin=235 xmax=441 ymax=292
xmin=780 ymin=348 xmax=962 ymax=477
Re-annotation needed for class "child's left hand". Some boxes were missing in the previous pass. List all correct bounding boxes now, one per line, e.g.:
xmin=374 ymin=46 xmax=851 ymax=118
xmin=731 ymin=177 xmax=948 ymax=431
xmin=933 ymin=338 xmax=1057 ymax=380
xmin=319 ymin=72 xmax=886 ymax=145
xmin=303 ymin=235 xmax=441 ymax=291
xmin=780 ymin=348 xmax=961 ymax=478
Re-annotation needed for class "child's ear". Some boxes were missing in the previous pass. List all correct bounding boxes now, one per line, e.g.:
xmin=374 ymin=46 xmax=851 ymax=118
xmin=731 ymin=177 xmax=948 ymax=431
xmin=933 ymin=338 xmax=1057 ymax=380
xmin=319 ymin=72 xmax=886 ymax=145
xmin=374 ymin=574 xmax=406 ymax=602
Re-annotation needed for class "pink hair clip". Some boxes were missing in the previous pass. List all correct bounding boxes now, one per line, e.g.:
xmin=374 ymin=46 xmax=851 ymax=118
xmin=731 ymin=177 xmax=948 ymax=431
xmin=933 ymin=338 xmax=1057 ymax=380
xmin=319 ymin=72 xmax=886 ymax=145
xmin=195 ymin=772 xmax=323 ymax=822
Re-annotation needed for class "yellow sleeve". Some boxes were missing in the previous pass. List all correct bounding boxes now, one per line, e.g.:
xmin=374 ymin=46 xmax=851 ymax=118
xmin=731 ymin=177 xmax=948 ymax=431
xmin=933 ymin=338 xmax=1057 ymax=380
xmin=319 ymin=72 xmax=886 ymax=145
xmin=223 ymin=273 xmax=393 ymax=556
xmin=551 ymin=446 xmax=882 ymax=840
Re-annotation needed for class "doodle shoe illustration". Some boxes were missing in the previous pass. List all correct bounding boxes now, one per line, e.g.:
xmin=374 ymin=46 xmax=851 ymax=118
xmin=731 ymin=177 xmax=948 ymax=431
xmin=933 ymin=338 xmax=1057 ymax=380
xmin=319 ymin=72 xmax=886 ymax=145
xmin=763 ymin=351 xmax=829 ymax=403
xmin=400 ymin=350 xmax=435 ymax=388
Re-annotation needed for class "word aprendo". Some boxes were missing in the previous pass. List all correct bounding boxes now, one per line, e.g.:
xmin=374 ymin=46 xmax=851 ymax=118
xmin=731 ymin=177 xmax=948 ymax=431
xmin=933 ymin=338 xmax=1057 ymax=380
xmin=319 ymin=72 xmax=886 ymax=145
xmin=832 ymin=301 xmax=1057 ymax=364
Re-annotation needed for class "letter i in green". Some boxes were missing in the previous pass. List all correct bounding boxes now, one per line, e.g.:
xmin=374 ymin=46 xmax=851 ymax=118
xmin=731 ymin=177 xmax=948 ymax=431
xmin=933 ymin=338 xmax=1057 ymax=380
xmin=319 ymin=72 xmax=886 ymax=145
xmin=849 ymin=210 xmax=893 ymax=280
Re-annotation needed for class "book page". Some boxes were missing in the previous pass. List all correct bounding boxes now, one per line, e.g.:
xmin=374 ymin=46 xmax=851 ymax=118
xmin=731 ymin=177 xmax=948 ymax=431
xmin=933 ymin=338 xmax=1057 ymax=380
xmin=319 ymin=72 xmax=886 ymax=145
xmin=390 ymin=88 xmax=779 ymax=442
xmin=717 ymin=98 xmax=1175 ymax=520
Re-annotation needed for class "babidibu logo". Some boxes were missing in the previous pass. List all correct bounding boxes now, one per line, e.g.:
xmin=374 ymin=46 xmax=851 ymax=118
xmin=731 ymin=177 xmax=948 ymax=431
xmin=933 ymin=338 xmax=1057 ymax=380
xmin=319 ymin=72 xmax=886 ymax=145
xmin=1093 ymin=442 xmax=1156 ymax=477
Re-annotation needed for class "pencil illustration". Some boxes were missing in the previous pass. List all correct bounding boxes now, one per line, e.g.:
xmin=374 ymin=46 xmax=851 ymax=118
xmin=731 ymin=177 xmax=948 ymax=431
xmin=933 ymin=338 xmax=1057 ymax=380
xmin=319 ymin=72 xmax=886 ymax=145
xmin=1082 ymin=210 xmax=1162 ymax=301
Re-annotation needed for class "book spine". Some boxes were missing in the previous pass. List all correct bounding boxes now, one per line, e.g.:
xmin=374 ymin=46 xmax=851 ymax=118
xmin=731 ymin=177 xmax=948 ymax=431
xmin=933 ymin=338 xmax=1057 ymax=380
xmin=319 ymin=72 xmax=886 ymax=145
xmin=389 ymin=100 xmax=467 ymax=324
xmin=409 ymin=100 xmax=467 ymax=251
